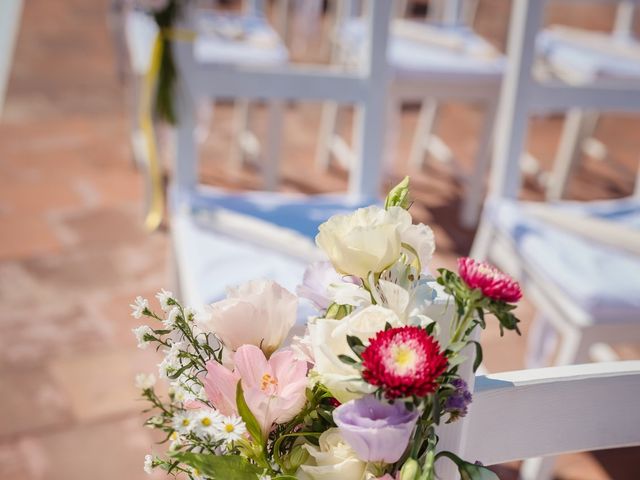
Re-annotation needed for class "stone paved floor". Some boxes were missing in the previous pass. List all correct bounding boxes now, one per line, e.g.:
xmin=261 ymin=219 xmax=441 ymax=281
xmin=1 ymin=1 xmax=639 ymax=479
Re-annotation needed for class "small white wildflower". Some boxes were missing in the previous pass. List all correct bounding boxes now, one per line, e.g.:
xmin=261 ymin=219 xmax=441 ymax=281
xmin=172 ymin=411 xmax=194 ymax=435
xmin=155 ymin=288 xmax=174 ymax=312
xmin=130 ymin=296 xmax=149 ymax=319
xmin=183 ymin=306 xmax=196 ymax=322
xmin=193 ymin=408 xmax=222 ymax=439
xmin=135 ymin=373 xmax=156 ymax=390
xmin=189 ymin=466 xmax=205 ymax=480
xmin=163 ymin=306 xmax=180 ymax=328
xmin=146 ymin=416 xmax=163 ymax=428
xmin=143 ymin=454 xmax=154 ymax=474
xmin=132 ymin=325 xmax=154 ymax=349
xmin=169 ymin=431 xmax=182 ymax=450
xmin=158 ymin=354 xmax=178 ymax=378
xmin=216 ymin=415 xmax=247 ymax=444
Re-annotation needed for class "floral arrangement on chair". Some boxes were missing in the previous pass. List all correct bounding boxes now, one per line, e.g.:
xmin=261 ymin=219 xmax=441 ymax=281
xmin=133 ymin=178 xmax=522 ymax=479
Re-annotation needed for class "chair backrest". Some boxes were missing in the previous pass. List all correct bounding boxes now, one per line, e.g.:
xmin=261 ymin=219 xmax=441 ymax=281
xmin=172 ymin=0 xmax=392 ymax=199
xmin=461 ymin=361 xmax=640 ymax=465
xmin=488 ymin=0 xmax=640 ymax=202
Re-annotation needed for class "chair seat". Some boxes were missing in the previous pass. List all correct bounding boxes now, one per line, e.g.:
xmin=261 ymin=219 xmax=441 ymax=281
xmin=339 ymin=19 xmax=504 ymax=84
xmin=537 ymin=26 xmax=640 ymax=84
xmin=171 ymin=187 xmax=376 ymax=309
xmin=491 ymin=198 xmax=640 ymax=325
xmin=194 ymin=12 xmax=288 ymax=66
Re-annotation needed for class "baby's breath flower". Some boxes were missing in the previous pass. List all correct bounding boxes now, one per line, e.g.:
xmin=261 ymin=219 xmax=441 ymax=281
xmin=215 ymin=415 xmax=246 ymax=444
xmin=132 ymin=325 xmax=154 ymax=349
xmin=130 ymin=296 xmax=150 ymax=319
xmin=135 ymin=373 xmax=156 ymax=390
xmin=155 ymin=289 xmax=175 ymax=312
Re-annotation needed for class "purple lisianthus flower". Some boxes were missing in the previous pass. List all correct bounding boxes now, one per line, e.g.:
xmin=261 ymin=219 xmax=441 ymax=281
xmin=296 ymin=261 xmax=343 ymax=310
xmin=333 ymin=395 xmax=419 ymax=464
xmin=444 ymin=378 xmax=473 ymax=421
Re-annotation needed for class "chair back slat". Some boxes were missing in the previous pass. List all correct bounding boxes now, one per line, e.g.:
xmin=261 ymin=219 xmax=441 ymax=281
xmin=462 ymin=361 xmax=640 ymax=465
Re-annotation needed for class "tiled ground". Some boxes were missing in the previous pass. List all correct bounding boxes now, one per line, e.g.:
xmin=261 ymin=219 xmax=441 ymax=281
xmin=1 ymin=1 xmax=638 ymax=479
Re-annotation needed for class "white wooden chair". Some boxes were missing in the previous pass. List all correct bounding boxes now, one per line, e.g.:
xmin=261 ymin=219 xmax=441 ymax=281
xmin=458 ymin=361 xmax=640 ymax=477
xmin=168 ymin=1 xmax=392 ymax=319
xmin=120 ymin=0 xmax=289 ymax=190
xmin=538 ymin=1 xmax=640 ymax=200
xmin=0 ymin=0 xmax=23 ymax=117
xmin=470 ymin=1 xmax=640 ymax=478
xmin=316 ymin=0 xmax=504 ymax=228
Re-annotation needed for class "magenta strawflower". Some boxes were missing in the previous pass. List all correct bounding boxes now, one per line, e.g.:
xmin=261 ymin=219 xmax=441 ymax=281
xmin=361 ymin=326 xmax=448 ymax=400
xmin=457 ymin=257 xmax=522 ymax=303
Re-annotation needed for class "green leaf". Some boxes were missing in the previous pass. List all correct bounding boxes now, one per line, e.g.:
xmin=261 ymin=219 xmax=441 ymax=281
xmin=171 ymin=452 xmax=264 ymax=480
xmin=236 ymin=382 xmax=264 ymax=446
xmin=436 ymin=451 xmax=499 ymax=480
xmin=469 ymin=340 xmax=483 ymax=373
xmin=400 ymin=458 xmax=421 ymax=480
xmin=384 ymin=176 xmax=411 ymax=210
xmin=346 ymin=335 xmax=365 ymax=356
xmin=338 ymin=354 xmax=358 ymax=365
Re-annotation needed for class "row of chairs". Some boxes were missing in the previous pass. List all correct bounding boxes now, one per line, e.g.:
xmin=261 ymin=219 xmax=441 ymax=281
xmin=118 ymin=2 xmax=640 ymax=478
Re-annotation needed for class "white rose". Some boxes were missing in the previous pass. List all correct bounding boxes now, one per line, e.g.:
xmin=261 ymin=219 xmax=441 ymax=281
xmin=297 ymin=429 xmax=369 ymax=480
xmin=316 ymin=206 xmax=411 ymax=279
xmin=309 ymin=306 xmax=402 ymax=402
xmin=197 ymin=279 xmax=297 ymax=356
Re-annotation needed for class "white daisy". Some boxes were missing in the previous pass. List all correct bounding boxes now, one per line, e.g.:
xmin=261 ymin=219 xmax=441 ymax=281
xmin=163 ymin=306 xmax=180 ymax=328
xmin=135 ymin=373 xmax=156 ymax=390
xmin=183 ymin=306 xmax=196 ymax=322
xmin=130 ymin=296 xmax=149 ymax=319
xmin=155 ymin=289 xmax=174 ymax=312
xmin=143 ymin=454 xmax=154 ymax=474
xmin=132 ymin=325 xmax=154 ymax=349
xmin=172 ymin=411 xmax=194 ymax=435
xmin=193 ymin=408 xmax=223 ymax=439
xmin=216 ymin=415 xmax=247 ymax=444
xmin=169 ymin=431 xmax=182 ymax=451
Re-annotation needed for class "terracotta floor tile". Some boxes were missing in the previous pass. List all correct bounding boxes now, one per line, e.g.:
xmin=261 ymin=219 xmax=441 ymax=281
xmin=0 ymin=368 xmax=71 ymax=438
xmin=0 ymin=214 xmax=61 ymax=261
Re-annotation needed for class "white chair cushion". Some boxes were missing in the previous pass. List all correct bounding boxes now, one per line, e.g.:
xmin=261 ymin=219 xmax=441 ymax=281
xmin=194 ymin=13 xmax=288 ymax=66
xmin=537 ymin=27 xmax=640 ymax=84
xmin=339 ymin=19 xmax=504 ymax=83
xmin=171 ymin=188 xmax=376 ymax=316
xmin=491 ymin=198 xmax=640 ymax=324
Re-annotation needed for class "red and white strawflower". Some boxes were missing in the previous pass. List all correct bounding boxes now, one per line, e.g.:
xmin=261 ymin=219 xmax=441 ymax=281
xmin=361 ymin=326 xmax=448 ymax=399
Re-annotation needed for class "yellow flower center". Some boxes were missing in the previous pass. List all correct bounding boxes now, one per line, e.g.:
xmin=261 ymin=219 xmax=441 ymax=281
xmin=225 ymin=423 xmax=235 ymax=433
xmin=391 ymin=344 xmax=418 ymax=374
xmin=201 ymin=417 xmax=212 ymax=427
xmin=181 ymin=418 xmax=190 ymax=427
xmin=260 ymin=373 xmax=278 ymax=393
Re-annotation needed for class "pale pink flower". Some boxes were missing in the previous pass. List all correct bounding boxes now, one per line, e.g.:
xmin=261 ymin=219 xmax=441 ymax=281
xmin=197 ymin=279 xmax=298 ymax=356
xmin=203 ymin=345 xmax=308 ymax=435
xmin=457 ymin=257 xmax=522 ymax=303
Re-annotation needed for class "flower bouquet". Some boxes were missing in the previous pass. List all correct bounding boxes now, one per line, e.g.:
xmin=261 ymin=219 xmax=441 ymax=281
xmin=133 ymin=178 xmax=522 ymax=480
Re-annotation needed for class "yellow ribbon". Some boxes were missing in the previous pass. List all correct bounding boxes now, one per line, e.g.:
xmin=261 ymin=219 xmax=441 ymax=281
xmin=139 ymin=28 xmax=197 ymax=232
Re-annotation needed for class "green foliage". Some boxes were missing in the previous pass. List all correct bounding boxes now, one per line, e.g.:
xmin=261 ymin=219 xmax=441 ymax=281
xmin=436 ymin=451 xmax=499 ymax=480
xmin=236 ymin=382 xmax=264 ymax=447
xmin=171 ymin=452 xmax=264 ymax=479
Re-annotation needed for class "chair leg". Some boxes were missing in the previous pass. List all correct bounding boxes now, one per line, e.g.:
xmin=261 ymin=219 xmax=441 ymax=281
xmin=546 ymin=110 xmax=598 ymax=201
xmin=230 ymin=99 xmax=251 ymax=171
xmin=460 ymin=101 xmax=497 ymax=229
xmin=469 ymin=215 xmax=495 ymax=260
xmin=384 ymin=94 xmax=401 ymax=174
xmin=263 ymin=100 xmax=284 ymax=191
xmin=519 ymin=456 xmax=556 ymax=480
xmin=409 ymin=99 xmax=440 ymax=171
xmin=315 ymin=101 xmax=340 ymax=170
